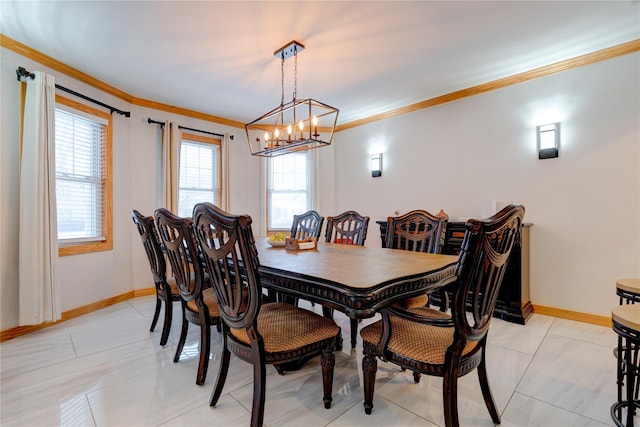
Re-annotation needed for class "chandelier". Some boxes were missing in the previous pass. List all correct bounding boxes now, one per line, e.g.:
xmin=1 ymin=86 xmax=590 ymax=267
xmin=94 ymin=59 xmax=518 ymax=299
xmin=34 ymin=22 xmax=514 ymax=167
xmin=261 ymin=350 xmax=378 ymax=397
xmin=245 ymin=41 xmax=339 ymax=157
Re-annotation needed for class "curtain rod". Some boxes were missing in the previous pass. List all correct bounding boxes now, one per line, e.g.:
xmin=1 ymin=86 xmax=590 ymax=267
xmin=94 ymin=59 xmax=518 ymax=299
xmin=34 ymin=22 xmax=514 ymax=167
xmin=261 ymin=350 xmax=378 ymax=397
xmin=16 ymin=66 xmax=131 ymax=117
xmin=147 ymin=118 xmax=231 ymax=139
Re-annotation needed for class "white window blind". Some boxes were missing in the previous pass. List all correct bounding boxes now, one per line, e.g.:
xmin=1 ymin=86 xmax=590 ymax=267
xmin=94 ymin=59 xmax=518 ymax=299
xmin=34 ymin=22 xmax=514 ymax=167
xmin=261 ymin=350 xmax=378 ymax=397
xmin=178 ymin=139 xmax=220 ymax=217
xmin=267 ymin=152 xmax=310 ymax=230
xmin=55 ymin=109 xmax=106 ymax=245
xmin=55 ymin=108 xmax=107 ymax=243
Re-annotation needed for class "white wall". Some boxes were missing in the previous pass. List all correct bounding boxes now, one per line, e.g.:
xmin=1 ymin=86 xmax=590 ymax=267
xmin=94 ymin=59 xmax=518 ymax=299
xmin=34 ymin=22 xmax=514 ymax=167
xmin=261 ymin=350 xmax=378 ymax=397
xmin=1 ymin=47 xmax=139 ymax=323
xmin=126 ymin=105 xmax=262 ymax=292
xmin=0 ymin=46 xmax=264 ymax=330
xmin=331 ymin=52 xmax=640 ymax=317
xmin=1 ymin=46 xmax=638 ymax=332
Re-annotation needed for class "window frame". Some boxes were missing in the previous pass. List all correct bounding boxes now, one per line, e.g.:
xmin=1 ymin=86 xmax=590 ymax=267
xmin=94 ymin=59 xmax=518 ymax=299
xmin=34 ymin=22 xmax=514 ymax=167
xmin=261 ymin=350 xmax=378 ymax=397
xmin=55 ymin=95 xmax=113 ymax=256
xmin=266 ymin=150 xmax=313 ymax=233
xmin=178 ymin=132 xmax=222 ymax=217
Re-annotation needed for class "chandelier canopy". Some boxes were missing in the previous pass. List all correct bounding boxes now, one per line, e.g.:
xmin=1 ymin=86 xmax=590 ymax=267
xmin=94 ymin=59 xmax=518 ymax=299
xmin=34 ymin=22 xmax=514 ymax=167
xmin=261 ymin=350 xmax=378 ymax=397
xmin=245 ymin=41 xmax=339 ymax=157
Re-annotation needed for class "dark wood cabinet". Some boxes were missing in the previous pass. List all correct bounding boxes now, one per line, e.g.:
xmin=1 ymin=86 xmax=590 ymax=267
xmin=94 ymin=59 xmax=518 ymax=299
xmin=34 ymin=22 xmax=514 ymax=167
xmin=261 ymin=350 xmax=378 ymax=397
xmin=376 ymin=220 xmax=533 ymax=324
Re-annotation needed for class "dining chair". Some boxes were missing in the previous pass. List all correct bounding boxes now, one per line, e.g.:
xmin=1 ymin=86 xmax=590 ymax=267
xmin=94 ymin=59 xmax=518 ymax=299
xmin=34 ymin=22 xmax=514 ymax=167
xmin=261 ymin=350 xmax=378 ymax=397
xmin=286 ymin=210 xmax=325 ymax=307
xmin=324 ymin=210 xmax=369 ymax=245
xmin=383 ymin=209 xmax=448 ymax=310
xmin=290 ymin=210 xmax=324 ymax=240
xmin=130 ymin=209 xmax=182 ymax=346
xmin=192 ymin=202 xmax=340 ymax=427
xmin=360 ymin=204 xmax=525 ymax=427
xmin=154 ymin=208 xmax=221 ymax=386
xmin=324 ymin=210 xmax=370 ymax=349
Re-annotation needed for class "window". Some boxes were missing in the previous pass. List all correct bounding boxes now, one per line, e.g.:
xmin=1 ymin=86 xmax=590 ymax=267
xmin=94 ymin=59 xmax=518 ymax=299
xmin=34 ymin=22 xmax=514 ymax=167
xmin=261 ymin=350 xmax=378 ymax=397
xmin=178 ymin=133 xmax=221 ymax=218
xmin=267 ymin=151 xmax=311 ymax=231
xmin=55 ymin=96 xmax=112 ymax=256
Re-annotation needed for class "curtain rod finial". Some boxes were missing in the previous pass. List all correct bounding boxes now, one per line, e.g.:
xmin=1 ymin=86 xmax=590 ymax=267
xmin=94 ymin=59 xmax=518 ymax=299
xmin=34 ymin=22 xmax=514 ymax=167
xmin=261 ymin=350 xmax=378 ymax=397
xmin=16 ymin=66 xmax=35 ymax=81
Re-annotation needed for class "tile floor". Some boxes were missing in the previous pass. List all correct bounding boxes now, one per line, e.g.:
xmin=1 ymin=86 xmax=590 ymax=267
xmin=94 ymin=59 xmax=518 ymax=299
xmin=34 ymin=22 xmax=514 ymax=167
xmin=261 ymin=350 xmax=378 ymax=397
xmin=0 ymin=295 xmax=629 ymax=426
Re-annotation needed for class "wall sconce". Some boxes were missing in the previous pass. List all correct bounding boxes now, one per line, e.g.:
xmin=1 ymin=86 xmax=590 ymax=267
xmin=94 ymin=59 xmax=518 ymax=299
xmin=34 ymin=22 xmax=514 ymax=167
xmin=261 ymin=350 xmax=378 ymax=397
xmin=537 ymin=122 xmax=560 ymax=159
xmin=371 ymin=153 xmax=382 ymax=177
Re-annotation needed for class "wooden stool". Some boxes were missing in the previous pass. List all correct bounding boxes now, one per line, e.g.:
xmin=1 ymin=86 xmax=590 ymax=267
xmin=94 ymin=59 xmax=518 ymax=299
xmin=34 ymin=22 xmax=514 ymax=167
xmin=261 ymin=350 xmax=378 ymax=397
xmin=612 ymin=304 xmax=640 ymax=426
xmin=617 ymin=279 xmax=640 ymax=304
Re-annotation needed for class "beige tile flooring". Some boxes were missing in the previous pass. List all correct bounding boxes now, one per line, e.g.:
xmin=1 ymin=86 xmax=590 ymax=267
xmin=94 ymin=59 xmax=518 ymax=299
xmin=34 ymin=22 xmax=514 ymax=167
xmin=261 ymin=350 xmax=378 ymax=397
xmin=0 ymin=295 xmax=629 ymax=426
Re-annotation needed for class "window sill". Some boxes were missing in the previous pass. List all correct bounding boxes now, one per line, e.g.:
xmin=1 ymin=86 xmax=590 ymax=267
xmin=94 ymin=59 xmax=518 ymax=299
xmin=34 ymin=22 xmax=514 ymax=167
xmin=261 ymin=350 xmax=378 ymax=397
xmin=59 ymin=240 xmax=113 ymax=256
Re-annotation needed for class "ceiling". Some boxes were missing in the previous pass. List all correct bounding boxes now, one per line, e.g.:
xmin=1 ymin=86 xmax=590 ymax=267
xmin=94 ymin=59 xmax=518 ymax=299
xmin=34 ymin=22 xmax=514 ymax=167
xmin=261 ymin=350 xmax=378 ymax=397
xmin=1 ymin=1 xmax=639 ymax=127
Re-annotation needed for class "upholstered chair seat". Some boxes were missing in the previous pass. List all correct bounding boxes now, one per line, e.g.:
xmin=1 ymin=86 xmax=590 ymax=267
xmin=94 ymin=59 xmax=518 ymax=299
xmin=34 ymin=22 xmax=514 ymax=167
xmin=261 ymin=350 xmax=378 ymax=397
xmin=186 ymin=287 xmax=220 ymax=318
xmin=230 ymin=302 xmax=340 ymax=354
xmin=361 ymin=307 xmax=477 ymax=366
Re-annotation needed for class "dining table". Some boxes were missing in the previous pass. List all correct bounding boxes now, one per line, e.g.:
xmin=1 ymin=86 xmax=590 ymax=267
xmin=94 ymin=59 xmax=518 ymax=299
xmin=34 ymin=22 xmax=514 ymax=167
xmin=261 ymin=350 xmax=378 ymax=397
xmin=256 ymin=237 xmax=459 ymax=350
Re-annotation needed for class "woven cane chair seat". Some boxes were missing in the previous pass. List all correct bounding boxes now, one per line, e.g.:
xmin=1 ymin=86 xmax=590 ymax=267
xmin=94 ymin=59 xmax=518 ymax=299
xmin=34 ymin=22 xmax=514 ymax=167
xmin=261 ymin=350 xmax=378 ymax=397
xmin=166 ymin=277 xmax=180 ymax=296
xmin=393 ymin=294 xmax=429 ymax=309
xmin=360 ymin=307 xmax=477 ymax=365
xmin=186 ymin=287 xmax=220 ymax=317
xmin=231 ymin=302 xmax=340 ymax=353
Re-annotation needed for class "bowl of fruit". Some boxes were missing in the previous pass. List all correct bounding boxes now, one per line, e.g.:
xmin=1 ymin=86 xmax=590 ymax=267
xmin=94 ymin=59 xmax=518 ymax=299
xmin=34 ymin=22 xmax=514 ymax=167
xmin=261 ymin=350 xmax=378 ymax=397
xmin=267 ymin=232 xmax=287 ymax=247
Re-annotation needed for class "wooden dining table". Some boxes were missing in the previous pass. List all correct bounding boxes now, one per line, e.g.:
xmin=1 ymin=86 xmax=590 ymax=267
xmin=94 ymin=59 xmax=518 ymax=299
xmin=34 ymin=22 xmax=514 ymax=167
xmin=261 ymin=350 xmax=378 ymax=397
xmin=256 ymin=237 xmax=459 ymax=349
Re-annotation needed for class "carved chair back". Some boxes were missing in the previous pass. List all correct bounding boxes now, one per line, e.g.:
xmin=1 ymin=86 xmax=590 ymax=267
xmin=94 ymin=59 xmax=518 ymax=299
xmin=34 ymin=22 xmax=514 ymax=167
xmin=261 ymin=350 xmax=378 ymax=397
xmin=325 ymin=210 xmax=370 ymax=246
xmin=291 ymin=210 xmax=324 ymax=240
xmin=154 ymin=208 xmax=205 ymax=305
xmin=452 ymin=204 xmax=525 ymax=341
xmin=384 ymin=209 xmax=447 ymax=254
xmin=192 ymin=202 xmax=261 ymax=332
xmin=131 ymin=210 xmax=167 ymax=290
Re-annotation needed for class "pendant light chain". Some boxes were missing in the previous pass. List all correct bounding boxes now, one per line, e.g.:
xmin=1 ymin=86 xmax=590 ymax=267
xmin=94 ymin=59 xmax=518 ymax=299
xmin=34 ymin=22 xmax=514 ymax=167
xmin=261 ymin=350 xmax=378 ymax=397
xmin=280 ymin=52 xmax=285 ymax=108
xmin=293 ymin=46 xmax=298 ymax=102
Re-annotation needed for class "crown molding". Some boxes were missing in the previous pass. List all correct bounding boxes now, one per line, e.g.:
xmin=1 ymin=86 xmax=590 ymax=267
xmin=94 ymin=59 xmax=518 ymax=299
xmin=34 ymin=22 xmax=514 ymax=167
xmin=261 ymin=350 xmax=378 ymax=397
xmin=336 ymin=39 xmax=640 ymax=131
xmin=3 ymin=34 xmax=638 ymax=132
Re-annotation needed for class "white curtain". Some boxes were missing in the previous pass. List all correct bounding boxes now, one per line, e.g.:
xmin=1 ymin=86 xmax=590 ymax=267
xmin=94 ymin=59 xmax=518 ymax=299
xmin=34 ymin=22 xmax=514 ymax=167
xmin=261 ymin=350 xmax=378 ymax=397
xmin=220 ymin=133 xmax=231 ymax=211
xmin=18 ymin=71 xmax=61 ymax=325
xmin=161 ymin=121 xmax=181 ymax=212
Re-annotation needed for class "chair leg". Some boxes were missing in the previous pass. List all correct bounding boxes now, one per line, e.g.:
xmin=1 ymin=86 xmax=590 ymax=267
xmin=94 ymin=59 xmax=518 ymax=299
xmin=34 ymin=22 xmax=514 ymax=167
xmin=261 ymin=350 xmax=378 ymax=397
xmin=625 ymin=338 xmax=637 ymax=427
xmin=159 ymin=298 xmax=172 ymax=346
xmin=362 ymin=352 xmax=377 ymax=414
xmin=209 ymin=335 xmax=230 ymax=407
xmin=195 ymin=315 xmax=211 ymax=385
xmin=322 ymin=306 xmax=333 ymax=319
xmin=442 ymin=365 xmax=460 ymax=427
xmin=438 ymin=288 xmax=450 ymax=312
xmin=350 ymin=319 xmax=358 ymax=349
xmin=150 ymin=295 xmax=161 ymax=332
xmin=478 ymin=347 xmax=501 ymax=424
xmin=321 ymin=347 xmax=335 ymax=409
xmin=173 ymin=303 xmax=189 ymax=363
xmin=250 ymin=358 xmax=267 ymax=427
